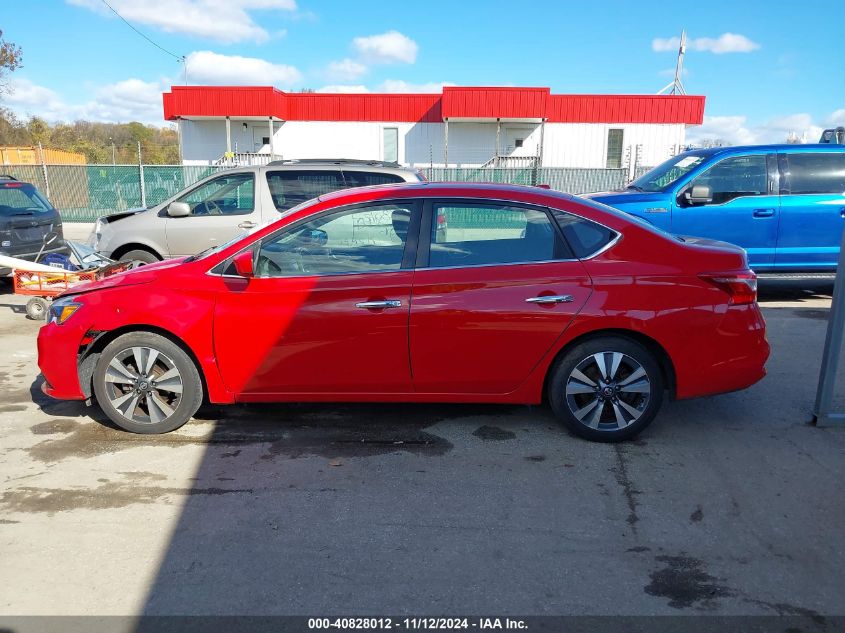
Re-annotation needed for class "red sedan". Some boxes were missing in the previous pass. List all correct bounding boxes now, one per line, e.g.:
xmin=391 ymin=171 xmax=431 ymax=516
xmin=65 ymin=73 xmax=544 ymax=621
xmin=37 ymin=183 xmax=769 ymax=441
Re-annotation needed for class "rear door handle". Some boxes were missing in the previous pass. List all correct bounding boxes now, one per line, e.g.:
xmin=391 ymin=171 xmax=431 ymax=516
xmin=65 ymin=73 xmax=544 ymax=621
xmin=238 ymin=221 xmax=258 ymax=229
xmin=356 ymin=300 xmax=403 ymax=310
xmin=526 ymin=295 xmax=574 ymax=305
xmin=753 ymin=209 xmax=775 ymax=218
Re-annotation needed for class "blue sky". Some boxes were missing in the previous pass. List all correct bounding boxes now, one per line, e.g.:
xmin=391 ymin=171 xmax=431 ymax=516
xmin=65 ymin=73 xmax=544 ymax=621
xmin=3 ymin=0 xmax=843 ymax=144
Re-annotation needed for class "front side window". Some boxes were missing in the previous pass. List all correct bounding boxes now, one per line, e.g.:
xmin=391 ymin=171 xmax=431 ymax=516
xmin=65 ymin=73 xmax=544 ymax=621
xmin=267 ymin=170 xmax=345 ymax=213
xmin=255 ymin=203 xmax=413 ymax=277
xmin=687 ymin=154 xmax=768 ymax=205
xmin=784 ymin=153 xmax=845 ymax=194
xmin=178 ymin=173 xmax=254 ymax=216
xmin=428 ymin=204 xmax=566 ymax=268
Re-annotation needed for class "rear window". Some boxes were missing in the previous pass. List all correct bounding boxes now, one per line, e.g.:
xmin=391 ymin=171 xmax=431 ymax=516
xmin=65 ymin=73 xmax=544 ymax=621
xmin=266 ymin=170 xmax=345 ymax=212
xmin=784 ymin=153 xmax=845 ymax=194
xmin=0 ymin=183 xmax=52 ymax=216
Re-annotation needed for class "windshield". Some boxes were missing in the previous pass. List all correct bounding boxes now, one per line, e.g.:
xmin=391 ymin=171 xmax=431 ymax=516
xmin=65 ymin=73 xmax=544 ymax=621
xmin=628 ymin=152 xmax=709 ymax=192
xmin=0 ymin=183 xmax=53 ymax=216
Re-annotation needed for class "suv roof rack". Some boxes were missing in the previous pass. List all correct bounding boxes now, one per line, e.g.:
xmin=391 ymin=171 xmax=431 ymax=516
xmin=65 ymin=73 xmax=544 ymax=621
xmin=0 ymin=175 xmax=19 ymax=181
xmin=266 ymin=158 xmax=402 ymax=168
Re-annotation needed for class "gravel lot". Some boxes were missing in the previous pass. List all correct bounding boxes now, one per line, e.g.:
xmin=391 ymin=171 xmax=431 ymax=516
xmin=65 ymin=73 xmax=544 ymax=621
xmin=0 ymin=275 xmax=843 ymax=624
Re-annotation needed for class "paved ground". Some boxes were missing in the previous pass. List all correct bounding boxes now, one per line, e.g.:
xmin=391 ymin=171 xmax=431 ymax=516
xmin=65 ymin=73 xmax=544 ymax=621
xmin=0 ymin=277 xmax=843 ymax=621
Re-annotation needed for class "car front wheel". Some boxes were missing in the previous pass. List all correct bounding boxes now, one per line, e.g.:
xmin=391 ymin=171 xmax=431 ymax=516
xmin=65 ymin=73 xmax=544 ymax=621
xmin=548 ymin=336 xmax=664 ymax=442
xmin=118 ymin=249 xmax=160 ymax=267
xmin=92 ymin=332 xmax=202 ymax=434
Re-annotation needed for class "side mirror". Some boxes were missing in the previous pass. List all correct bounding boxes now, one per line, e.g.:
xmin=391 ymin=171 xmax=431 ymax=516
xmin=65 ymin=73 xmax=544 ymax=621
xmin=232 ymin=250 xmax=254 ymax=278
xmin=167 ymin=202 xmax=191 ymax=217
xmin=685 ymin=184 xmax=713 ymax=205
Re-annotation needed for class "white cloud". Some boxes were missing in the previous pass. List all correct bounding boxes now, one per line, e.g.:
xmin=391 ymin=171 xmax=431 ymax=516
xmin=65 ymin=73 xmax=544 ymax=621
xmin=826 ymin=109 xmax=845 ymax=128
xmin=6 ymin=77 xmax=165 ymax=124
xmin=352 ymin=30 xmax=418 ymax=64
xmin=653 ymin=32 xmax=760 ymax=54
xmin=316 ymin=85 xmax=370 ymax=93
xmin=379 ymin=80 xmax=455 ymax=93
xmin=67 ymin=0 xmax=295 ymax=44
xmin=185 ymin=51 xmax=301 ymax=86
xmin=325 ymin=58 xmax=368 ymax=82
xmin=687 ymin=113 xmax=827 ymax=146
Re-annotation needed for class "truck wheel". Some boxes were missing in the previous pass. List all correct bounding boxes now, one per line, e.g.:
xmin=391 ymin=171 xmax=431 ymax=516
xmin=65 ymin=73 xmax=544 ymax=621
xmin=93 ymin=331 xmax=203 ymax=434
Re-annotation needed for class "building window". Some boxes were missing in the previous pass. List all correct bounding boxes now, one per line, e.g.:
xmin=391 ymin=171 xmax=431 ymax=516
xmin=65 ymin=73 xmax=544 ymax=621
xmin=606 ymin=129 xmax=624 ymax=169
xmin=262 ymin=137 xmax=270 ymax=146
xmin=383 ymin=127 xmax=399 ymax=163
xmin=514 ymin=138 xmax=524 ymax=148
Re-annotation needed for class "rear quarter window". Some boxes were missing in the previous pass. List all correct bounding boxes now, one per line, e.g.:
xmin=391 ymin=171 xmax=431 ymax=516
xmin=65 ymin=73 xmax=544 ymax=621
xmin=343 ymin=171 xmax=407 ymax=187
xmin=551 ymin=209 xmax=617 ymax=258
xmin=784 ymin=153 xmax=845 ymax=194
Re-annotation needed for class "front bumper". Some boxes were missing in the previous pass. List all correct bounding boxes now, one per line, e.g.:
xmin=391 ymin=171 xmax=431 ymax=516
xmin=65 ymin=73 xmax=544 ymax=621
xmin=37 ymin=320 xmax=88 ymax=400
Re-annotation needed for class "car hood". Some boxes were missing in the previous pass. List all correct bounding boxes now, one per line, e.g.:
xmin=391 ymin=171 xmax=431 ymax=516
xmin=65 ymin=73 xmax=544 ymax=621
xmin=99 ymin=207 xmax=148 ymax=223
xmin=63 ymin=257 xmax=187 ymax=297
xmin=582 ymin=189 xmax=669 ymax=205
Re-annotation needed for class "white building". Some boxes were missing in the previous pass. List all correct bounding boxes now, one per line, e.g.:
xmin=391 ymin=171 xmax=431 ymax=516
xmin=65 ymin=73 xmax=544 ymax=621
xmin=163 ymin=86 xmax=705 ymax=172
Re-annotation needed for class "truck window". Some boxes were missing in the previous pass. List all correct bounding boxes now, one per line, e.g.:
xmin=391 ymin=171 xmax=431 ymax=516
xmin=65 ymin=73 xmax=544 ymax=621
xmin=687 ymin=155 xmax=768 ymax=205
xmin=784 ymin=153 xmax=845 ymax=194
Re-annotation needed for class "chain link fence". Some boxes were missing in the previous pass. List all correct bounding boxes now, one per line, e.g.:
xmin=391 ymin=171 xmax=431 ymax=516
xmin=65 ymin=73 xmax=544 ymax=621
xmin=1 ymin=163 xmax=650 ymax=222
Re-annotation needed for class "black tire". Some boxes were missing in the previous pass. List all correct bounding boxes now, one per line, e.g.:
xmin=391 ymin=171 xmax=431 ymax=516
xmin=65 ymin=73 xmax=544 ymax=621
xmin=118 ymin=249 xmax=160 ymax=267
xmin=92 ymin=331 xmax=203 ymax=434
xmin=548 ymin=336 xmax=664 ymax=442
xmin=26 ymin=297 xmax=49 ymax=321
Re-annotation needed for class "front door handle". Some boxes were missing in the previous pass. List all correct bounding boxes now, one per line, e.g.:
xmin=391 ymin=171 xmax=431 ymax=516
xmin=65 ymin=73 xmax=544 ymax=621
xmin=238 ymin=220 xmax=258 ymax=229
xmin=356 ymin=300 xmax=403 ymax=310
xmin=753 ymin=209 xmax=775 ymax=218
xmin=526 ymin=295 xmax=574 ymax=305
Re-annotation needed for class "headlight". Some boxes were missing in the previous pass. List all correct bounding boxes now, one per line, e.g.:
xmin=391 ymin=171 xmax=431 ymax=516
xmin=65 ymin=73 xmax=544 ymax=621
xmin=49 ymin=296 xmax=83 ymax=325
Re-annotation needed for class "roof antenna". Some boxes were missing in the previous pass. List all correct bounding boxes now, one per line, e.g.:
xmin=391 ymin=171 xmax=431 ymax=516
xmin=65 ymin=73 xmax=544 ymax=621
xmin=657 ymin=30 xmax=687 ymax=95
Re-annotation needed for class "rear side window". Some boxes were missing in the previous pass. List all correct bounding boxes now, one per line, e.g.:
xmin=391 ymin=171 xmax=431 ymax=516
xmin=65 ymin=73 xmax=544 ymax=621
xmin=551 ymin=210 xmax=617 ymax=259
xmin=267 ymin=170 xmax=345 ymax=212
xmin=343 ymin=171 xmax=406 ymax=187
xmin=783 ymin=153 xmax=845 ymax=194
xmin=0 ymin=183 xmax=52 ymax=216
xmin=427 ymin=203 xmax=571 ymax=268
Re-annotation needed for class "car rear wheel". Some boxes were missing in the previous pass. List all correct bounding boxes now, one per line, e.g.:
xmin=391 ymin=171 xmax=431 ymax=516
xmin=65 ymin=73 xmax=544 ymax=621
xmin=118 ymin=249 xmax=160 ymax=267
xmin=93 ymin=332 xmax=202 ymax=434
xmin=548 ymin=336 xmax=664 ymax=442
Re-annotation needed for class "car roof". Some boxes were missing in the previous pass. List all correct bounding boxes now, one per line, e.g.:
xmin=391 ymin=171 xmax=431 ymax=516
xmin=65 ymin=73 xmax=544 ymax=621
xmin=316 ymin=181 xmax=577 ymax=204
xmin=683 ymin=144 xmax=845 ymax=157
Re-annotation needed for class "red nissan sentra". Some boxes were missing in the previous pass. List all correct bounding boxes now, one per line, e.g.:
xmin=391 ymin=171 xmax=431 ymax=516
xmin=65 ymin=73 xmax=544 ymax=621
xmin=37 ymin=183 xmax=769 ymax=442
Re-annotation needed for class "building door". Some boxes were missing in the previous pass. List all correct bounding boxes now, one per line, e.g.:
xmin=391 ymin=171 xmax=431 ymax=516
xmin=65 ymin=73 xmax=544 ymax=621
xmin=252 ymin=127 xmax=271 ymax=153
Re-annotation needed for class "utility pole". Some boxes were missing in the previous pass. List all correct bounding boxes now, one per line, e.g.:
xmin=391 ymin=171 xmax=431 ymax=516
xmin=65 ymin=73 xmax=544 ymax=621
xmin=657 ymin=30 xmax=687 ymax=95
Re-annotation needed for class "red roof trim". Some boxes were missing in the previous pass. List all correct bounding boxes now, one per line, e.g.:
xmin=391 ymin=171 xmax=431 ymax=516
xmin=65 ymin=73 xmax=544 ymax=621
xmin=163 ymin=86 xmax=705 ymax=125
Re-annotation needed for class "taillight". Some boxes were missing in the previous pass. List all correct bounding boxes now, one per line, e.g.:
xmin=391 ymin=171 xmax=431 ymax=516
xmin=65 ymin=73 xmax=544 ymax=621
xmin=699 ymin=271 xmax=758 ymax=305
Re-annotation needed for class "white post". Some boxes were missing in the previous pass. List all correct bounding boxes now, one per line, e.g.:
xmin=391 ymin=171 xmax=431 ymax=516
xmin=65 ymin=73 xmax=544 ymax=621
xmin=268 ymin=117 xmax=275 ymax=158
xmin=495 ymin=118 xmax=501 ymax=166
xmin=225 ymin=116 xmax=232 ymax=154
xmin=138 ymin=141 xmax=146 ymax=208
xmin=38 ymin=142 xmax=50 ymax=200
xmin=444 ymin=119 xmax=449 ymax=167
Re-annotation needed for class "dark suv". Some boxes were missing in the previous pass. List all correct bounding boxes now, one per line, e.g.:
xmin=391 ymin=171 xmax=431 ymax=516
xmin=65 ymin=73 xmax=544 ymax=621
xmin=0 ymin=176 xmax=67 ymax=276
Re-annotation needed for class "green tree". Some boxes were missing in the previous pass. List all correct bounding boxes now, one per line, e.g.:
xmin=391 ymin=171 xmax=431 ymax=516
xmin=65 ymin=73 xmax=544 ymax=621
xmin=0 ymin=30 xmax=22 ymax=93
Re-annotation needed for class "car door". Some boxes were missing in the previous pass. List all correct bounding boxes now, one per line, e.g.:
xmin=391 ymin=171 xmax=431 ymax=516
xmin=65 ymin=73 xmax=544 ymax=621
xmin=775 ymin=152 xmax=845 ymax=269
xmin=408 ymin=200 xmax=592 ymax=394
xmin=671 ymin=153 xmax=779 ymax=269
xmin=212 ymin=200 xmax=421 ymax=397
xmin=165 ymin=172 xmax=262 ymax=256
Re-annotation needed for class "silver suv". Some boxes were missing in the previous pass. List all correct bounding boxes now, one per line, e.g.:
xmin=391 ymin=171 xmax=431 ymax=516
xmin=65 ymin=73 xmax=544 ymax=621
xmin=89 ymin=160 xmax=425 ymax=264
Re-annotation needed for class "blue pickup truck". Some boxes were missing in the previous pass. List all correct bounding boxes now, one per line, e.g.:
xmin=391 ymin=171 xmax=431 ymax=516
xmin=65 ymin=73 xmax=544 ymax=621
xmin=585 ymin=145 xmax=845 ymax=273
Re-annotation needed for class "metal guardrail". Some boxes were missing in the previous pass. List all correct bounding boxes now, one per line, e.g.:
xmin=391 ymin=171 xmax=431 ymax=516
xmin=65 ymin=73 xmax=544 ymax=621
xmin=813 ymin=226 xmax=845 ymax=427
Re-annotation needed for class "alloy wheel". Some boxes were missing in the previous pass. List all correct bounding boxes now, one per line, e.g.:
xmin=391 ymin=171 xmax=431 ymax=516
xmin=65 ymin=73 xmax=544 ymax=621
xmin=564 ymin=351 xmax=651 ymax=431
xmin=103 ymin=346 xmax=184 ymax=424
